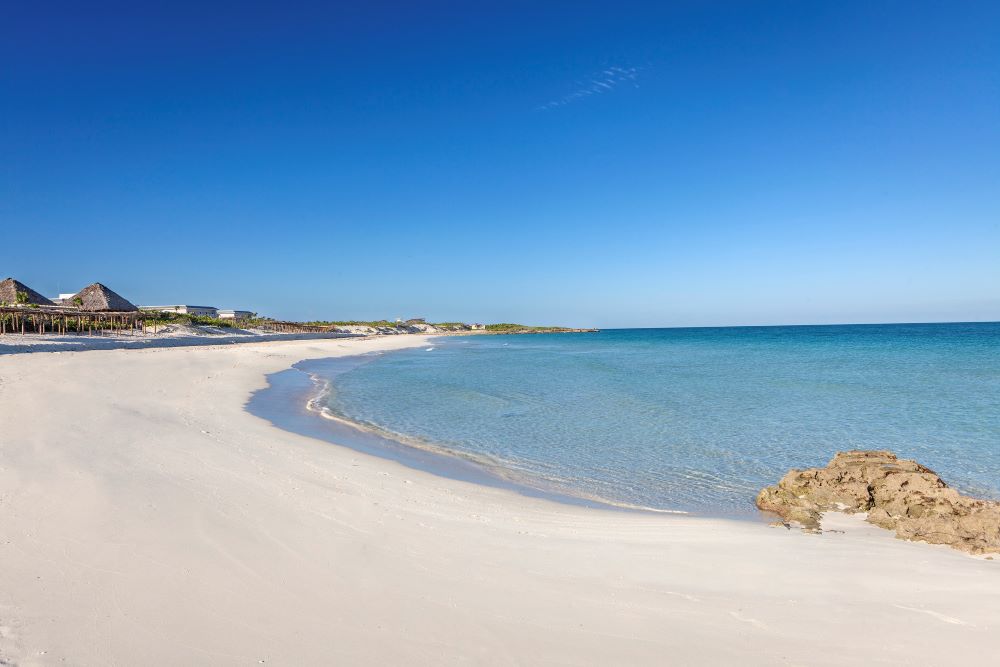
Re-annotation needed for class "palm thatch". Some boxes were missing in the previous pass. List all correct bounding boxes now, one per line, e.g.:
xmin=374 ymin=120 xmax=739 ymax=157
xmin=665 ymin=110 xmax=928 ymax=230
xmin=0 ymin=277 xmax=55 ymax=306
xmin=70 ymin=283 xmax=138 ymax=312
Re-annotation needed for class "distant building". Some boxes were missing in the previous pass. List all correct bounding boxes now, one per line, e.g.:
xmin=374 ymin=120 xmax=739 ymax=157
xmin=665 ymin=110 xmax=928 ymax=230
xmin=140 ymin=305 xmax=219 ymax=317
xmin=469 ymin=323 xmax=486 ymax=330
xmin=217 ymin=309 xmax=254 ymax=320
xmin=50 ymin=293 xmax=79 ymax=305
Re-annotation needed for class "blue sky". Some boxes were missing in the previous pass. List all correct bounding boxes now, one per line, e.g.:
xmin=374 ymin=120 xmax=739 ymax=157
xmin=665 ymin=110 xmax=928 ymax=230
xmin=2 ymin=1 xmax=998 ymax=326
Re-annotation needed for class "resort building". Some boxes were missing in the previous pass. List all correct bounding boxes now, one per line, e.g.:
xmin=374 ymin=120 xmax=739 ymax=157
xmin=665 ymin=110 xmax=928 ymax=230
xmin=217 ymin=309 xmax=254 ymax=320
xmin=469 ymin=323 xmax=486 ymax=330
xmin=71 ymin=283 xmax=138 ymax=312
xmin=140 ymin=305 xmax=219 ymax=317
xmin=0 ymin=278 xmax=55 ymax=306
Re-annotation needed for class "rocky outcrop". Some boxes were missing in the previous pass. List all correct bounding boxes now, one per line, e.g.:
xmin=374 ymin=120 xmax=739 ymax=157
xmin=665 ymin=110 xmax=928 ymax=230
xmin=403 ymin=323 xmax=443 ymax=333
xmin=330 ymin=325 xmax=380 ymax=335
xmin=757 ymin=450 xmax=1000 ymax=555
xmin=328 ymin=324 xmax=444 ymax=335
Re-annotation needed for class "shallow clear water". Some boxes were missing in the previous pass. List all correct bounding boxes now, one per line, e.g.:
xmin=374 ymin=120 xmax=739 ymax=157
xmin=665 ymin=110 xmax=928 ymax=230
xmin=323 ymin=324 xmax=1000 ymax=515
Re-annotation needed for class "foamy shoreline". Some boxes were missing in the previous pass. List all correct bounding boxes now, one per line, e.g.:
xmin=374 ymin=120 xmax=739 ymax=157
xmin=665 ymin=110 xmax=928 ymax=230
xmin=1 ymin=335 xmax=998 ymax=665
xmin=259 ymin=352 xmax=691 ymax=515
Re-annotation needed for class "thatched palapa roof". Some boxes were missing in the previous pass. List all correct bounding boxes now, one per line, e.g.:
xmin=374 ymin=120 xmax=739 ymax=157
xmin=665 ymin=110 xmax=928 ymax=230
xmin=0 ymin=277 xmax=55 ymax=306
xmin=70 ymin=283 xmax=138 ymax=312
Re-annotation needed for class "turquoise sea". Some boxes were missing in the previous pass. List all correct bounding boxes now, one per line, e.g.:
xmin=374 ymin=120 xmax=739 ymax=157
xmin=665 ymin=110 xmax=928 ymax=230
xmin=313 ymin=323 xmax=1000 ymax=516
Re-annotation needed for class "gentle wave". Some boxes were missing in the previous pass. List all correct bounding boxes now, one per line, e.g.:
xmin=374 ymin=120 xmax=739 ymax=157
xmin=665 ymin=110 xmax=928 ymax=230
xmin=300 ymin=367 xmax=689 ymax=514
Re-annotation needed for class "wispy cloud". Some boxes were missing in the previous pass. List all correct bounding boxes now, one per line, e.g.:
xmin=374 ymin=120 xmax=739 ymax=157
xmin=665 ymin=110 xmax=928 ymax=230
xmin=537 ymin=66 xmax=640 ymax=111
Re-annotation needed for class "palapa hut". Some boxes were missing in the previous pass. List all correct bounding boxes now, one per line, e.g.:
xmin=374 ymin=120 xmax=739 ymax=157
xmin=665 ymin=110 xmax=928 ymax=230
xmin=0 ymin=277 xmax=55 ymax=306
xmin=70 ymin=283 xmax=138 ymax=312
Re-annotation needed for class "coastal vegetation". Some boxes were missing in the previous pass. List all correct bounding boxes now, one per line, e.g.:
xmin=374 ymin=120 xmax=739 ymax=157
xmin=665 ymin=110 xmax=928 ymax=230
xmin=143 ymin=312 xmax=258 ymax=329
xmin=485 ymin=323 xmax=592 ymax=333
xmin=305 ymin=320 xmax=399 ymax=328
xmin=0 ymin=304 xmax=591 ymax=337
xmin=306 ymin=320 xmax=465 ymax=330
xmin=303 ymin=320 xmax=588 ymax=333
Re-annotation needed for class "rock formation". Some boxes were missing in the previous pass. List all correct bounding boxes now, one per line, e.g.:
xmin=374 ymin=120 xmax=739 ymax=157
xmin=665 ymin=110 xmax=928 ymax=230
xmin=757 ymin=450 xmax=1000 ymax=555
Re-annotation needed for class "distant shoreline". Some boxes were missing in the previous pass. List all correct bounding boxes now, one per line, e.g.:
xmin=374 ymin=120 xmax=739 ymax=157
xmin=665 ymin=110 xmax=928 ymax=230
xmin=0 ymin=323 xmax=599 ymax=356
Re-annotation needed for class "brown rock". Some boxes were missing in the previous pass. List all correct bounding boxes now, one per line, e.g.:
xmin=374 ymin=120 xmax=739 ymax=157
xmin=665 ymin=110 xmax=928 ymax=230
xmin=756 ymin=450 xmax=1000 ymax=555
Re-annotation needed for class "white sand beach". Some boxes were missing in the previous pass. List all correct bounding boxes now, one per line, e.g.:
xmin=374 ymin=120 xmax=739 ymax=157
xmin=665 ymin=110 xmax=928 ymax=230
xmin=1 ymin=335 xmax=998 ymax=666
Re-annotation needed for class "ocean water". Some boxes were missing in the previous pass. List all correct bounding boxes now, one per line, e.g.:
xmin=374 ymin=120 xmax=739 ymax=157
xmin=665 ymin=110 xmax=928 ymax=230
xmin=320 ymin=323 xmax=1000 ymax=516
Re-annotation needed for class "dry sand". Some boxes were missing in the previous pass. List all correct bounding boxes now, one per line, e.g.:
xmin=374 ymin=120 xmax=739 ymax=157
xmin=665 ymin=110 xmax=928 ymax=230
xmin=1 ymin=335 xmax=998 ymax=665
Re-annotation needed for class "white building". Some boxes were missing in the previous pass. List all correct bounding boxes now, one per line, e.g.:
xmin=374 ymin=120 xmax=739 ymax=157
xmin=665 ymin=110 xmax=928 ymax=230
xmin=49 ymin=293 xmax=79 ymax=305
xmin=217 ymin=309 xmax=254 ymax=320
xmin=140 ymin=305 xmax=219 ymax=317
